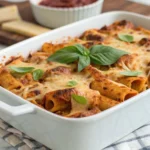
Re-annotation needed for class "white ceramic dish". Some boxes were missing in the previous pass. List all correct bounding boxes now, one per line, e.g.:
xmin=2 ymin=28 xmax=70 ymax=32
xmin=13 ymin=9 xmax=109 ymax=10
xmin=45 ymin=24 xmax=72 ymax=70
xmin=29 ymin=0 xmax=104 ymax=28
xmin=0 ymin=11 xmax=150 ymax=150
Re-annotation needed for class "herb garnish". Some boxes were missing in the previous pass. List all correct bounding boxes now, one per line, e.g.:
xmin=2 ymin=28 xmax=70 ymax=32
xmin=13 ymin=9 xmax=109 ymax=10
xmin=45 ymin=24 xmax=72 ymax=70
xmin=33 ymin=69 xmax=44 ymax=81
xmin=120 ymin=71 xmax=142 ymax=77
xmin=9 ymin=66 xmax=44 ymax=81
xmin=9 ymin=66 xmax=35 ymax=74
xmin=47 ymin=44 xmax=128 ymax=72
xmin=72 ymin=94 xmax=87 ymax=105
xmin=67 ymin=80 xmax=78 ymax=87
xmin=118 ymin=34 xmax=134 ymax=42
xmin=90 ymin=45 xmax=128 ymax=65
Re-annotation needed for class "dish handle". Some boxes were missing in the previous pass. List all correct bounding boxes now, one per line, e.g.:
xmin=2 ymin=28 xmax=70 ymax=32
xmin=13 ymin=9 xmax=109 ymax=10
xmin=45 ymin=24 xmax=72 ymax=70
xmin=0 ymin=101 xmax=35 ymax=116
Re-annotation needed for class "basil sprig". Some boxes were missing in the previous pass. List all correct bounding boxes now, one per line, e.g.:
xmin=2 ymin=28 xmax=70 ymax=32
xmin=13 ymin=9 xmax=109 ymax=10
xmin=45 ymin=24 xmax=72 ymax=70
xmin=90 ymin=45 xmax=128 ymax=65
xmin=9 ymin=66 xmax=35 ymax=74
xmin=72 ymin=94 xmax=87 ymax=105
xmin=10 ymin=66 xmax=44 ymax=81
xmin=120 ymin=71 xmax=142 ymax=77
xmin=118 ymin=34 xmax=134 ymax=42
xmin=67 ymin=80 xmax=78 ymax=87
xmin=33 ymin=69 xmax=44 ymax=81
xmin=47 ymin=44 xmax=89 ymax=64
xmin=47 ymin=44 xmax=128 ymax=72
xmin=78 ymin=55 xmax=90 ymax=72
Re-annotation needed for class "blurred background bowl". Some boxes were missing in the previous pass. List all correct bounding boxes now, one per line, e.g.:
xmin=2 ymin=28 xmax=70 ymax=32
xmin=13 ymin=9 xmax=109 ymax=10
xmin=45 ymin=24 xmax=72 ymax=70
xmin=29 ymin=0 xmax=104 ymax=28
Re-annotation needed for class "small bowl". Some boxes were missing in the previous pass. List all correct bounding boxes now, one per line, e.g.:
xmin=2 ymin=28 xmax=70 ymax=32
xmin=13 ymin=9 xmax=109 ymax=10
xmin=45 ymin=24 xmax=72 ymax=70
xmin=29 ymin=0 xmax=104 ymax=28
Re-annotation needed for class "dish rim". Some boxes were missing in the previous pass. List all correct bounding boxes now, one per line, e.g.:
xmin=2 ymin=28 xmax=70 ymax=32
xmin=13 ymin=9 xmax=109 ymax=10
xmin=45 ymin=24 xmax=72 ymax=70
xmin=1 ymin=11 xmax=150 ymax=123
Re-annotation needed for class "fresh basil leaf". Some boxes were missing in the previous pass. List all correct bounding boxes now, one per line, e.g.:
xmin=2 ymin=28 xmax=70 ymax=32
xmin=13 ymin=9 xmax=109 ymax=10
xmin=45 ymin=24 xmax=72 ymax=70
xmin=33 ymin=69 xmax=44 ymax=81
xmin=78 ymin=55 xmax=90 ymax=72
xmin=118 ymin=34 xmax=134 ymax=42
xmin=90 ymin=45 xmax=128 ymax=65
xmin=67 ymin=80 xmax=78 ymax=87
xmin=72 ymin=94 xmax=87 ymax=105
xmin=120 ymin=71 xmax=142 ymax=77
xmin=9 ymin=66 xmax=35 ymax=74
xmin=74 ymin=44 xmax=89 ymax=55
xmin=47 ymin=44 xmax=88 ymax=64
xmin=47 ymin=46 xmax=79 ymax=63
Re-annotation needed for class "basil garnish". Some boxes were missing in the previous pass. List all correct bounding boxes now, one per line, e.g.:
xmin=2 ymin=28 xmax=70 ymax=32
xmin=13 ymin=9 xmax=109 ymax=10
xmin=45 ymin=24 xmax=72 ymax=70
xmin=9 ymin=66 xmax=35 ymax=74
xmin=120 ymin=71 xmax=142 ymax=77
xmin=72 ymin=94 xmax=87 ymax=105
xmin=118 ymin=34 xmax=134 ymax=42
xmin=33 ymin=69 xmax=44 ymax=81
xmin=47 ymin=44 xmax=128 ymax=72
xmin=10 ymin=66 xmax=44 ymax=81
xmin=78 ymin=55 xmax=90 ymax=72
xmin=90 ymin=45 xmax=128 ymax=65
xmin=47 ymin=44 xmax=88 ymax=64
xmin=74 ymin=44 xmax=89 ymax=55
xmin=67 ymin=80 xmax=78 ymax=87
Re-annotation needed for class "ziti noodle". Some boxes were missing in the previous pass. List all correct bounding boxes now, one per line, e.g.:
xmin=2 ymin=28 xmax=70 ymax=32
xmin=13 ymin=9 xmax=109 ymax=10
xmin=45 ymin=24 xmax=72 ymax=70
xmin=0 ymin=20 xmax=149 ymax=118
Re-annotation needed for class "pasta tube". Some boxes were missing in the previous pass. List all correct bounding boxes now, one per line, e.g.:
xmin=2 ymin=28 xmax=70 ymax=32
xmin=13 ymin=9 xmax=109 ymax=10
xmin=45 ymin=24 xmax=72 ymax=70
xmin=0 ymin=69 xmax=22 ymax=90
xmin=117 ymin=76 xmax=147 ymax=92
xmin=44 ymin=88 xmax=76 ymax=112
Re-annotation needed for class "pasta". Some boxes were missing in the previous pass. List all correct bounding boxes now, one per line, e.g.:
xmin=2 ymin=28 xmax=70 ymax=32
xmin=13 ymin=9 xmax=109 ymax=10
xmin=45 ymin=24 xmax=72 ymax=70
xmin=0 ymin=68 xmax=23 ymax=90
xmin=0 ymin=20 xmax=149 ymax=118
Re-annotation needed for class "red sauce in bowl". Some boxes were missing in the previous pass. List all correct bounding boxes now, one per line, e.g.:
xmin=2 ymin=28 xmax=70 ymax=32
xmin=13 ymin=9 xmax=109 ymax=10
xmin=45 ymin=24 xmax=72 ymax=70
xmin=39 ymin=0 xmax=98 ymax=8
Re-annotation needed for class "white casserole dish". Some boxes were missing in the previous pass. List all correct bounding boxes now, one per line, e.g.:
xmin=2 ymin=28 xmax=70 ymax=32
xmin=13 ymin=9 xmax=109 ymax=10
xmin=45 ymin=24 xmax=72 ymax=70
xmin=0 ymin=11 xmax=150 ymax=150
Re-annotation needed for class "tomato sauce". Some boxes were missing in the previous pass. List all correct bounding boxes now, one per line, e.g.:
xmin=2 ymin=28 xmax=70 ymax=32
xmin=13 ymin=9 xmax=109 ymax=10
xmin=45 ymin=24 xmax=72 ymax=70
xmin=39 ymin=0 xmax=97 ymax=8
